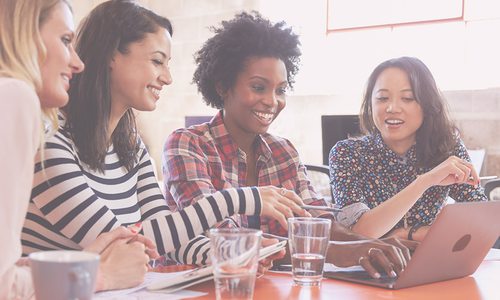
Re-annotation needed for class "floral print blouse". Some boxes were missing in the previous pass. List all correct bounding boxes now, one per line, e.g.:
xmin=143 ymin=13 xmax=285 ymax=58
xmin=329 ymin=133 xmax=487 ymax=230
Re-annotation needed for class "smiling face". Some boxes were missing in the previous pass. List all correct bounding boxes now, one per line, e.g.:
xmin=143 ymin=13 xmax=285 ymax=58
xmin=109 ymin=28 xmax=172 ymax=114
xmin=38 ymin=1 xmax=84 ymax=108
xmin=222 ymin=56 xmax=288 ymax=141
xmin=371 ymin=67 xmax=424 ymax=154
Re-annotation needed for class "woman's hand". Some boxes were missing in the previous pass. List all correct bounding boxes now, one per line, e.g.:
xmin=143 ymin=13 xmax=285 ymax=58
xmin=257 ymin=237 xmax=286 ymax=277
xmin=85 ymin=226 xmax=159 ymax=291
xmin=422 ymin=156 xmax=479 ymax=188
xmin=257 ymin=186 xmax=311 ymax=228
xmin=96 ymin=238 xmax=150 ymax=291
xmin=327 ymin=237 xmax=419 ymax=279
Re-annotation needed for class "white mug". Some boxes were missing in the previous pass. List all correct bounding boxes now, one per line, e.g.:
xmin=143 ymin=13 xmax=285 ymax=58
xmin=29 ymin=250 xmax=99 ymax=300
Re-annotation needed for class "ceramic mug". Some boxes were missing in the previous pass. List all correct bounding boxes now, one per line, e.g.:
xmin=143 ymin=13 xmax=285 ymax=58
xmin=29 ymin=250 xmax=100 ymax=300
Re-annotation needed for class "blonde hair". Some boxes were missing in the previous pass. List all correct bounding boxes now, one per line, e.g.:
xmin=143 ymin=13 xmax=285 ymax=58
xmin=0 ymin=0 xmax=68 ymax=139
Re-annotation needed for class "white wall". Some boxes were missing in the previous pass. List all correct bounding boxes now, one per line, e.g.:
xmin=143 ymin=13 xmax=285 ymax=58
xmin=71 ymin=0 xmax=500 ymax=176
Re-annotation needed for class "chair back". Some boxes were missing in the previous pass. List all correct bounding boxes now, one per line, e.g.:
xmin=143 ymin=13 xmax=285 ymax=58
xmin=305 ymin=164 xmax=333 ymax=204
xmin=321 ymin=115 xmax=361 ymax=165
xmin=185 ymin=116 xmax=212 ymax=128
xmin=484 ymin=179 xmax=500 ymax=201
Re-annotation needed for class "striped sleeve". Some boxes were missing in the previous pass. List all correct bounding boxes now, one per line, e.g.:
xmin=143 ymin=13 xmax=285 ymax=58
xmin=27 ymin=132 xmax=262 ymax=264
xmin=140 ymin=184 xmax=262 ymax=264
xmin=28 ymin=132 xmax=121 ymax=249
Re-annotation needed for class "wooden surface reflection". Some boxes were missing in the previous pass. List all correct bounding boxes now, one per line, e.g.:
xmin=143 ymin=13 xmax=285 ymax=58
xmin=189 ymin=260 xmax=500 ymax=300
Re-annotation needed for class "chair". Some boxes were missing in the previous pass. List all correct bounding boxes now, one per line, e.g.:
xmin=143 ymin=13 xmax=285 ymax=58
xmin=305 ymin=164 xmax=333 ymax=204
xmin=484 ymin=179 xmax=500 ymax=249
xmin=321 ymin=115 xmax=361 ymax=165
xmin=484 ymin=179 xmax=500 ymax=201
xmin=185 ymin=115 xmax=212 ymax=128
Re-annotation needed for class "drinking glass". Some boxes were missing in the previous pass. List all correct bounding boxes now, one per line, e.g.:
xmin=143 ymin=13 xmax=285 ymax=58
xmin=288 ymin=217 xmax=331 ymax=286
xmin=210 ymin=228 xmax=262 ymax=300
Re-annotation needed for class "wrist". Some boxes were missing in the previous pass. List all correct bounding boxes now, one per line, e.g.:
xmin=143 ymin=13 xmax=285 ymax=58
xmin=415 ymin=174 xmax=433 ymax=191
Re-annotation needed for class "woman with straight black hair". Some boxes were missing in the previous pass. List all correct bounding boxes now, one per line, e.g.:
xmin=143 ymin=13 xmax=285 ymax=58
xmin=330 ymin=57 xmax=487 ymax=241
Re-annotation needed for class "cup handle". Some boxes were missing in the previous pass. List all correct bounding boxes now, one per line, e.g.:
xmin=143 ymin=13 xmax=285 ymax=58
xmin=70 ymin=267 xmax=92 ymax=300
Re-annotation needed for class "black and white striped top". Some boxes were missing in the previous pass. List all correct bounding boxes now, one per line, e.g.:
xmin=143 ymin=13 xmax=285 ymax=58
xmin=21 ymin=121 xmax=262 ymax=265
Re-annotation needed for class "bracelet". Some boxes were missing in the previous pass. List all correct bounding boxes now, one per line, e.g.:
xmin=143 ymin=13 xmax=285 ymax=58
xmin=408 ymin=222 xmax=423 ymax=241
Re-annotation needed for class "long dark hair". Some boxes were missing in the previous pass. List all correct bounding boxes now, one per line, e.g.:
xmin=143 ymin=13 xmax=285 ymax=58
xmin=64 ymin=0 xmax=172 ymax=172
xmin=360 ymin=57 xmax=456 ymax=168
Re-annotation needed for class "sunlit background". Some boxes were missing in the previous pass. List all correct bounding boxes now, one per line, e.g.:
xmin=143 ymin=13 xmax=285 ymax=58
xmin=72 ymin=0 xmax=500 ymax=177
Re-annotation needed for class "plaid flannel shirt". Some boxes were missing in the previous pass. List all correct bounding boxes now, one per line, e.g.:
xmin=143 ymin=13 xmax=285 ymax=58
xmin=162 ymin=111 xmax=328 ymax=236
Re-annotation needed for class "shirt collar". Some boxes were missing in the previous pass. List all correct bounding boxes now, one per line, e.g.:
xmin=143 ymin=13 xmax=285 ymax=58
xmin=208 ymin=110 xmax=272 ymax=161
xmin=373 ymin=131 xmax=416 ymax=164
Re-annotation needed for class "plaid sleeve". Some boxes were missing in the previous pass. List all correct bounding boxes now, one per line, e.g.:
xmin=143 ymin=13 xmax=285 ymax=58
xmin=282 ymin=139 xmax=327 ymax=209
xmin=296 ymin=162 xmax=329 ymax=209
xmin=265 ymin=138 xmax=330 ymax=236
xmin=162 ymin=129 xmax=217 ymax=210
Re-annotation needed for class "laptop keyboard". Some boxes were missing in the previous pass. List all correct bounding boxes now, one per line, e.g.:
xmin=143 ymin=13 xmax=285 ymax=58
xmin=325 ymin=270 xmax=398 ymax=284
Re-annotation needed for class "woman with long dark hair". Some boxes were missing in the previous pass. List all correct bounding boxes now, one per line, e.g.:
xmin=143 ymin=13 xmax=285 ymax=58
xmin=330 ymin=57 xmax=487 ymax=241
xmin=0 ymin=0 xmax=160 ymax=296
xmin=22 ymin=0 xmax=306 ymax=267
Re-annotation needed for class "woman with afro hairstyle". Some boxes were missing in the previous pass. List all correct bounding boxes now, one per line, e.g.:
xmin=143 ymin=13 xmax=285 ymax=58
xmin=163 ymin=11 xmax=417 ymax=278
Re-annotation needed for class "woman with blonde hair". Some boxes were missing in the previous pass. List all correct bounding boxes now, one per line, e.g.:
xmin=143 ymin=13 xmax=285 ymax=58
xmin=0 ymin=0 xmax=158 ymax=297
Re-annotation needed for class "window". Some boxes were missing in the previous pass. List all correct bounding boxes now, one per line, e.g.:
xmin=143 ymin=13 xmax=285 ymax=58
xmin=327 ymin=0 xmax=464 ymax=31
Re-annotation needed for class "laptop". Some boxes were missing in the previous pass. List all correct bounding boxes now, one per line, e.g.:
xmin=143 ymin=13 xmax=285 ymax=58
xmin=324 ymin=201 xmax=500 ymax=289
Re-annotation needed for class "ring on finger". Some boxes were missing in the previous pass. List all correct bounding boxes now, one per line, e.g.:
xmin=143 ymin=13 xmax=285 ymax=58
xmin=367 ymin=247 xmax=377 ymax=256
xmin=358 ymin=256 xmax=366 ymax=265
xmin=280 ymin=188 xmax=286 ymax=196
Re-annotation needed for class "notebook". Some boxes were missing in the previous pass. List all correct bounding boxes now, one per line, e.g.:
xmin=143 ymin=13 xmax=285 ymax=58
xmin=324 ymin=201 xmax=500 ymax=289
xmin=147 ymin=240 xmax=287 ymax=293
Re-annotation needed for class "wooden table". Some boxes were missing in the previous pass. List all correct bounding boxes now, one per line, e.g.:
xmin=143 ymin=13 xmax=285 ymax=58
xmin=189 ymin=249 xmax=500 ymax=300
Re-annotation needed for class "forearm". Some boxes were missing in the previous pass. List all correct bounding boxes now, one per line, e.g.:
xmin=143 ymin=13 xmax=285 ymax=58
xmin=352 ymin=175 xmax=432 ymax=238
xmin=142 ymin=187 xmax=261 ymax=256
xmin=330 ymin=221 xmax=371 ymax=241
xmin=164 ymin=235 xmax=211 ymax=265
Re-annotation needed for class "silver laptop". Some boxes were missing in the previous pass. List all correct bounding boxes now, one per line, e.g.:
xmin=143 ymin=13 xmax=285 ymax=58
xmin=324 ymin=201 xmax=500 ymax=289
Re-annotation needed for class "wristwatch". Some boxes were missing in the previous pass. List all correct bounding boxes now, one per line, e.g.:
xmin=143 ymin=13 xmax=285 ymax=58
xmin=408 ymin=222 xmax=423 ymax=241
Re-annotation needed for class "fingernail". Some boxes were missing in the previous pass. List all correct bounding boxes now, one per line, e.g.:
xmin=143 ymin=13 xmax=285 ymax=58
xmin=130 ymin=228 xmax=137 ymax=234
xmin=134 ymin=222 xmax=142 ymax=228
xmin=391 ymin=271 xmax=397 ymax=278
xmin=374 ymin=272 xmax=381 ymax=279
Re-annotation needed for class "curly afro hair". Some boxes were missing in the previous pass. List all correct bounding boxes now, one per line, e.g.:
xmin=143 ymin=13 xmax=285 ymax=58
xmin=192 ymin=11 xmax=301 ymax=109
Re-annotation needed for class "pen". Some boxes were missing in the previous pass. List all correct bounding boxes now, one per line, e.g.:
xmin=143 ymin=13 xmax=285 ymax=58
xmin=479 ymin=176 xmax=498 ymax=180
xmin=301 ymin=205 xmax=343 ymax=213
